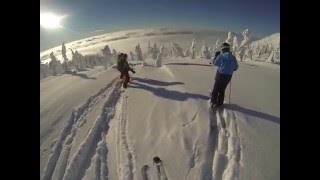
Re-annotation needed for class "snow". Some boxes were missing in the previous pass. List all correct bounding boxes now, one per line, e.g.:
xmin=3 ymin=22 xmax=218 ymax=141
xmin=240 ymin=29 xmax=252 ymax=47
xmin=41 ymin=28 xmax=279 ymax=180
xmin=40 ymin=28 xmax=258 ymax=64
xmin=250 ymin=33 xmax=280 ymax=63
xmin=251 ymin=33 xmax=280 ymax=50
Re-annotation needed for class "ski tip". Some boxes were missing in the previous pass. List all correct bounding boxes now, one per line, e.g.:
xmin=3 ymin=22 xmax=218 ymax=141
xmin=153 ymin=156 xmax=162 ymax=165
xmin=142 ymin=165 xmax=149 ymax=171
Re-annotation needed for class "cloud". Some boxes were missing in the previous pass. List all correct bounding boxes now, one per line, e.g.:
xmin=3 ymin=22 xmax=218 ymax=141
xmin=90 ymin=30 xmax=105 ymax=33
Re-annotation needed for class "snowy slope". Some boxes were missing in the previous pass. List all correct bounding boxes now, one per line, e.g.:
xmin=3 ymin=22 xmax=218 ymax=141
xmin=40 ymin=57 xmax=279 ymax=180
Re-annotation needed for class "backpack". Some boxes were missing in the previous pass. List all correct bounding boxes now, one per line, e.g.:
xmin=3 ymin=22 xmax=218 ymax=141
xmin=117 ymin=57 xmax=125 ymax=72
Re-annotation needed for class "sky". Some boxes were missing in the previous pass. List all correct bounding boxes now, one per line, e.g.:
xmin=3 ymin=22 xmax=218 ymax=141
xmin=40 ymin=0 xmax=280 ymax=52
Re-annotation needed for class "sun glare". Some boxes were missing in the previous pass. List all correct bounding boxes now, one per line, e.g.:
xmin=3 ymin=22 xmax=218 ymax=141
xmin=40 ymin=13 xmax=62 ymax=29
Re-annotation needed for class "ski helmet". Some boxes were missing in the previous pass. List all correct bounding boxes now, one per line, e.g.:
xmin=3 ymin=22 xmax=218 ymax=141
xmin=221 ymin=42 xmax=230 ymax=51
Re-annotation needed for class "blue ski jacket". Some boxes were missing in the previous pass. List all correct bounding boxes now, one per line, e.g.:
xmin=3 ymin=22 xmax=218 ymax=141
xmin=212 ymin=52 xmax=238 ymax=75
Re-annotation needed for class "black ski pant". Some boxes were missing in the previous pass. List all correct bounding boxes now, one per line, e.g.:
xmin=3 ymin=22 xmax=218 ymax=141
xmin=210 ymin=71 xmax=232 ymax=106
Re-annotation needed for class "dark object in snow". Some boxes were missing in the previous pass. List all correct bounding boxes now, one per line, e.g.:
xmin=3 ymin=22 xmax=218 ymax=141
xmin=153 ymin=156 xmax=162 ymax=165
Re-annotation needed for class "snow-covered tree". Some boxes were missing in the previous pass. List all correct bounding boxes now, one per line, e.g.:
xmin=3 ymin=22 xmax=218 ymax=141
xmin=89 ymin=55 xmax=95 ymax=68
xmin=112 ymin=49 xmax=118 ymax=58
xmin=92 ymin=54 xmax=103 ymax=66
xmin=130 ymin=51 xmax=135 ymax=61
xmin=201 ymin=42 xmax=205 ymax=58
xmin=275 ymin=43 xmax=280 ymax=59
xmin=208 ymin=46 xmax=212 ymax=54
xmin=87 ymin=55 xmax=97 ymax=67
xmin=260 ymin=45 xmax=266 ymax=55
xmin=40 ymin=61 xmax=51 ymax=79
xmin=277 ymin=41 xmax=280 ymax=57
xmin=232 ymin=36 xmax=239 ymax=53
xmin=60 ymin=42 xmax=70 ymax=72
xmin=62 ymin=61 xmax=70 ymax=73
xmin=244 ymin=48 xmax=253 ymax=61
xmin=170 ymin=42 xmax=175 ymax=58
xmin=240 ymin=29 xmax=251 ymax=47
xmin=69 ymin=48 xmax=77 ymax=70
xmin=84 ymin=55 xmax=95 ymax=69
xmin=236 ymin=46 xmax=245 ymax=62
xmin=110 ymin=49 xmax=118 ymax=64
xmin=70 ymin=48 xmax=78 ymax=70
xmin=75 ymin=50 xmax=86 ymax=71
xmin=92 ymin=55 xmax=101 ymax=67
xmin=254 ymin=43 xmax=260 ymax=54
xmin=266 ymin=50 xmax=275 ymax=63
xmin=148 ymin=41 xmax=152 ymax=55
xmin=49 ymin=52 xmax=64 ymax=75
xmin=211 ymin=46 xmax=216 ymax=56
xmin=170 ymin=42 xmax=185 ymax=58
xmin=135 ymin=44 xmax=143 ymax=61
xmin=190 ymin=38 xmax=196 ymax=59
xmin=152 ymin=42 xmax=159 ymax=59
xmin=101 ymin=45 xmax=111 ymax=56
xmin=265 ymin=44 xmax=269 ymax=53
xmin=160 ymin=45 xmax=165 ymax=54
xmin=155 ymin=52 xmax=162 ymax=67
xmin=205 ymin=47 xmax=211 ymax=59
xmin=258 ymin=49 xmax=261 ymax=58
xmin=201 ymin=41 xmax=211 ymax=59
xmin=225 ymin=32 xmax=235 ymax=49
xmin=61 ymin=41 xmax=68 ymax=61
xmin=212 ymin=38 xmax=221 ymax=55
xmin=101 ymin=45 xmax=112 ymax=69
xmin=184 ymin=49 xmax=190 ymax=57
xmin=69 ymin=49 xmax=86 ymax=71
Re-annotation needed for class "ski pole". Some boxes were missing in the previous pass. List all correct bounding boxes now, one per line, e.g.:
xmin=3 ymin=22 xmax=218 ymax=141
xmin=229 ymin=81 xmax=231 ymax=104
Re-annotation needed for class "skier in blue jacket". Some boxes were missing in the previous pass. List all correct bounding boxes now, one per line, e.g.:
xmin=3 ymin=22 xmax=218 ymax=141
xmin=210 ymin=42 xmax=238 ymax=109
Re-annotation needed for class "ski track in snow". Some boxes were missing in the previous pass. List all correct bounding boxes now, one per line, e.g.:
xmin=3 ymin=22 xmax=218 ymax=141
xmin=41 ymin=68 xmax=245 ymax=180
xmin=62 ymin=84 xmax=123 ymax=180
xmin=185 ymin=140 xmax=200 ymax=179
xmin=116 ymin=95 xmax=137 ymax=180
xmin=41 ymin=80 xmax=244 ymax=180
xmin=91 ymin=133 xmax=109 ymax=180
xmin=155 ymin=163 xmax=168 ymax=180
xmin=141 ymin=163 xmax=168 ymax=180
xmin=210 ymin=108 xmax=242 ymax=180
xmin=141 ymin=165 xmax=150 ymax=180
xmin=41 ymin=76 xmax=124 ymax=180
xmin=203 ymin=108 xmax=219 ymax=180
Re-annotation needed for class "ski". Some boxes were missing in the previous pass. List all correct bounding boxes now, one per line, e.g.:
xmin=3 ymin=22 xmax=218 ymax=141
xmin=153 ymin=157 xmax=168 ymax=180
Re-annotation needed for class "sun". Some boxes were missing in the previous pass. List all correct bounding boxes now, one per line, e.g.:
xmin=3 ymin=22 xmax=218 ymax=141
xmin=40 ymin=13 xmax=63 ymax=29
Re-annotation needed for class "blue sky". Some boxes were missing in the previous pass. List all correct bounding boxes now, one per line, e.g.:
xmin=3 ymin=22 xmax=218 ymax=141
xmin=40 ymin=0 xmax=280 ymax=51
